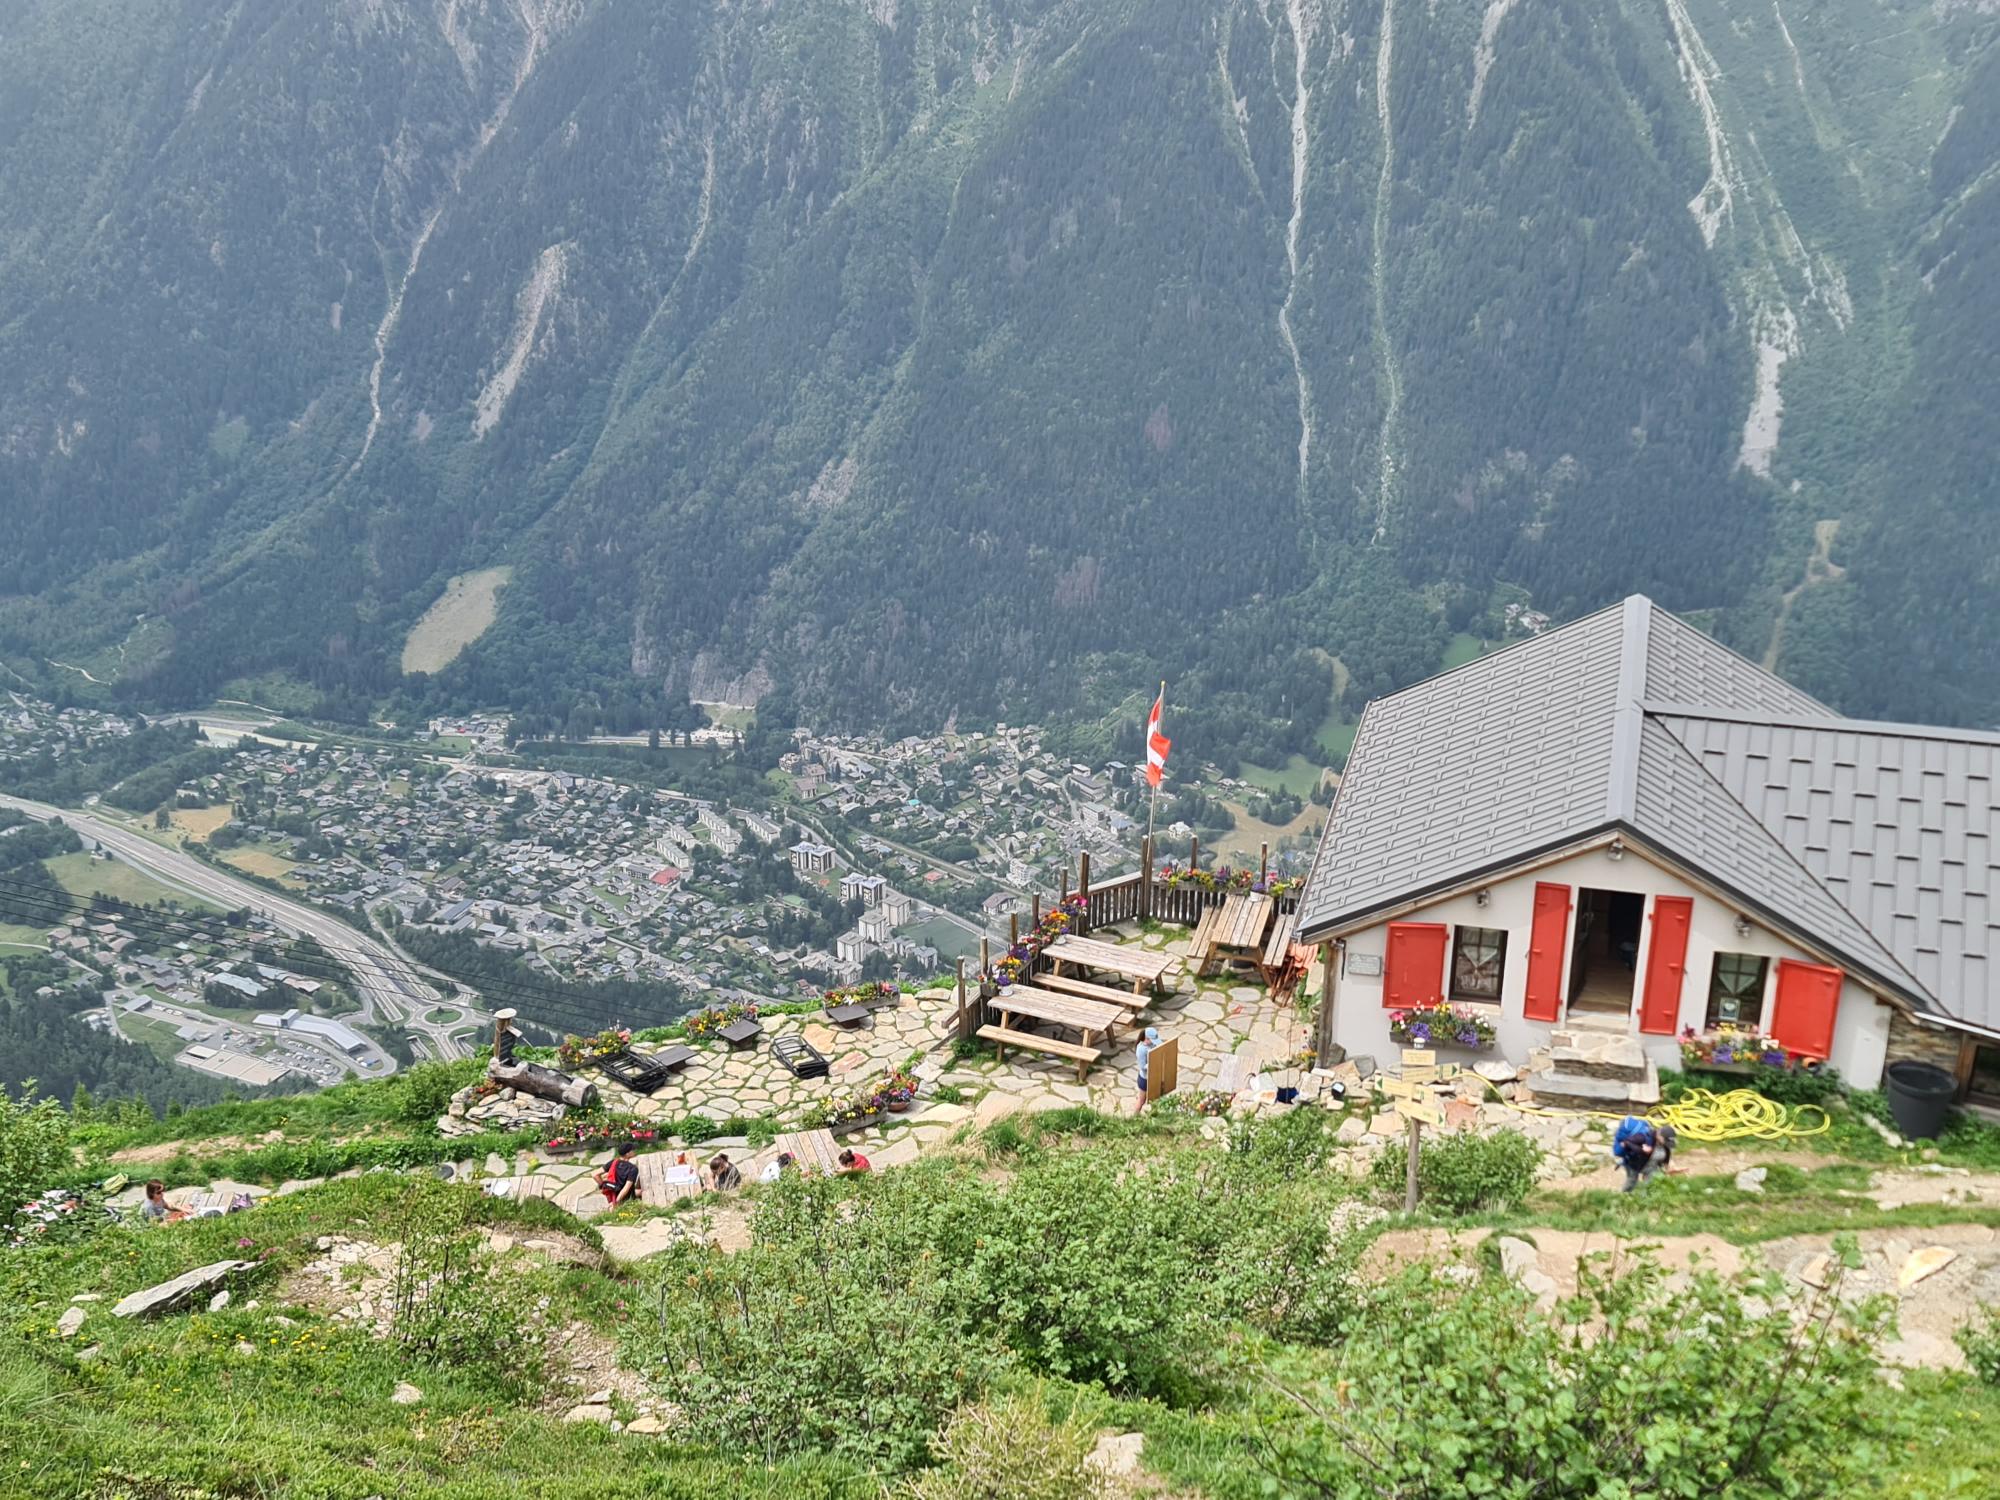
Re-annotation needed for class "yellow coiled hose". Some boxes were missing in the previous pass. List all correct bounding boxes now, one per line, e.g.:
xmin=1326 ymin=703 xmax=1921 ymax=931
xmin=1647 ymin=1086 xmax=1831 ymax=1142
xmin=1468 ymin=1079 xmax=1833 ymax=1142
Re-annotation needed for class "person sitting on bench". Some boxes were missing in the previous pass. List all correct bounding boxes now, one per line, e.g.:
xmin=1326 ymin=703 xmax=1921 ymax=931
xmin=707 ymin=1152 xmax=743 ymax=1191
xmin=837 ymin=1148 xmax=871 ymax=1174
xmin=597 ymin=1141 xmax=642 ymax=1206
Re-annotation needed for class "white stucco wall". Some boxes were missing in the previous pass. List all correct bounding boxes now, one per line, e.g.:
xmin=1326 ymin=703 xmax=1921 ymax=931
xmin=1326 ymin=840 xmax=1895 ymax=1089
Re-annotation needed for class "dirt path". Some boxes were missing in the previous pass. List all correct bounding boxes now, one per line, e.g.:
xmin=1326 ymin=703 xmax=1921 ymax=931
xmin=1763 ymin=517 xmax=1845 ymax=669
xmin=1363 ymin=1174 xmax=2000 ymax=1374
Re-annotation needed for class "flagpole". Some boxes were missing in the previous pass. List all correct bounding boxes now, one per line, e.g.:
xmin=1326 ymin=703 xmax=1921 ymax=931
xmin=1144 ymin=680 xmax=1164 ymax=854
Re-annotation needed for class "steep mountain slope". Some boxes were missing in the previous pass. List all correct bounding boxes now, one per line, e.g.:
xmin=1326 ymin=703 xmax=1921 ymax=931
xmin=0 ymin=0 xmax=1993 ymax=745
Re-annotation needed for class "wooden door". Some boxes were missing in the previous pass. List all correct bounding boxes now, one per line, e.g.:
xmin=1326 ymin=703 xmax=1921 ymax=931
xmin=1383 ymin=922 xmax=1448 ymax=1009
xmin=1639 ymin=896 xmax=1692 ymax=1035
xmin=1523 ymin=882 xmax=1571 ymax=1022
xmin=1771 ymin=960 xmax=1842 ymax=1060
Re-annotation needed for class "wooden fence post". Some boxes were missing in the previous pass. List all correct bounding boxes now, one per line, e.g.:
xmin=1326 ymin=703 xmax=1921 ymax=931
xmin=1191 ymin=836 xmax=1200 ymax=873
xmin=1079 ymin=852 xmax=1091 ymax=900
xmin=1140 ymin=834 xmax=1153 ymax=920
xmin=1032 ymin=895 xmax=1041 ymax=932
xmin=1009 ymin=914 xmax=1019 ymax=951
xmin=955 ymin=958 xmax=968 ymax=1042
xmin=1404 ymin=1117 xmax=1421 ymax=1213
xmin=1259 ymin=842 xmax=1269 ymax=885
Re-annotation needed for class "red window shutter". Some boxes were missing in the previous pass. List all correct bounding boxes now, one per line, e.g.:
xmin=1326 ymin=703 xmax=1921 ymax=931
xmin=1772 ymin=960 xmax=1842 ymax=1060
xmin=1523 ymin=882 xmax=1571 ymax=1022
xmin=1383 ymin=923 xmax=1448 ymax=1009
xmin=1639 ymin=896 xmax=1693 ymax=1035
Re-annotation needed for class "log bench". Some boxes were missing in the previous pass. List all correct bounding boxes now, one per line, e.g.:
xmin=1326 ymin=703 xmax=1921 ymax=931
xmin=977 ymin=1023 xmax=1102 ymax=1085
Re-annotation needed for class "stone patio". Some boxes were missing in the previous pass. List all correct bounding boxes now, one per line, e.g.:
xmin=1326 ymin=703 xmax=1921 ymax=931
xmin=511 ymin=924 xmax=1317 ymax=1187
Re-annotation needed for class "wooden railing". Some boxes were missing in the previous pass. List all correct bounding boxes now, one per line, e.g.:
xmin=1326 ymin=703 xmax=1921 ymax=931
xmin=953 ymin=836 xmax=1307 ymax=1041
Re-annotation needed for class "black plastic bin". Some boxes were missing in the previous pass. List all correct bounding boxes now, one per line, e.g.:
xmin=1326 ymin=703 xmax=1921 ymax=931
xmin=1883 ymin=1060 xmax=1956 ymax=1141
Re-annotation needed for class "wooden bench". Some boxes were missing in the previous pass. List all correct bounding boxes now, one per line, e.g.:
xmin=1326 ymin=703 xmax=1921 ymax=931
xmin=977 ymin=1023 xmax=1102 ymax=1084
xmin=1187 ymin=902 xmax=1224 ymax=977
xmin=1036 ymin=971 xmax=1150 ymax=1012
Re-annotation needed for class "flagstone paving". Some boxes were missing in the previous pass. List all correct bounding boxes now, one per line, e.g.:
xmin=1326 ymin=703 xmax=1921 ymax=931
xmin=424 ymin=924 xmax=1326 ymax=1259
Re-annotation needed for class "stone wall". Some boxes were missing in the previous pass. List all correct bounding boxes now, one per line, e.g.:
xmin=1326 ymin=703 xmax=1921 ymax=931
xmin=1883 ymin=1010 xmax=1967 ymax=1087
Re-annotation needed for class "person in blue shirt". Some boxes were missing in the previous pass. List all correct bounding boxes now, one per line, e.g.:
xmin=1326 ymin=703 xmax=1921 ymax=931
xmin=1134 ymin=1026 xmax=1162 ymax=1114
xmin=1612 ymin=1116 xmax=1673 ymax=1191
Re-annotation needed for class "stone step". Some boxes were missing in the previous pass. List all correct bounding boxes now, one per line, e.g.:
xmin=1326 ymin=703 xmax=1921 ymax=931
xmin=1548 ymin=1031 xmax=1648 ymax=1082
xmin=1559 ymin=1008 xmax=1632 ymax=1034
xmin=1525 ymin=1058 xmax=1659 ymax=1113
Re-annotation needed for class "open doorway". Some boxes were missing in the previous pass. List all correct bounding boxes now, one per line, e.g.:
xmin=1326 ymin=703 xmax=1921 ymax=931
xmin=1567 ymin=888 xmax=1645 ymax=1017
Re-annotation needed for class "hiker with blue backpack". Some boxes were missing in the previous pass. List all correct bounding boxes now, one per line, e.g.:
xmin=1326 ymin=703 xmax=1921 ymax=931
xmin=1613 ymin=1116 xmax=1675 ymax=1191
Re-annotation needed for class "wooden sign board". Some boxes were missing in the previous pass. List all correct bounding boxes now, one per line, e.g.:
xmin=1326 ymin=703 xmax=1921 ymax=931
xmin=1144 ymin=1037 xmax=1180 ymax=1101
xmin=1379 ymin=1077 xmax=1422 ymax=1101
xmin=1400 ymin=1048 xmax=1437 ymax=1086
xmin=1401 ymin=1091 xmax=1443 ymax=1126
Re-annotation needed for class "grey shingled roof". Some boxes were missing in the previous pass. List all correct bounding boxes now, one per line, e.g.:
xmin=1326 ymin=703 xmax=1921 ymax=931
xmin=1298 ymin=595 xmax=1999 ymax=1030
xmin=1653 ymin=709 xmax=2000 ymax=1028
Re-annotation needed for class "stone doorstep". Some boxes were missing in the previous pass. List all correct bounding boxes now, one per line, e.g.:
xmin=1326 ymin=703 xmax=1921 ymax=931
xmin=1547 ymin=1041 xmax=1648 ymax=1084
xmin=1523 ymin=1059 xmax=1659 ymax=1112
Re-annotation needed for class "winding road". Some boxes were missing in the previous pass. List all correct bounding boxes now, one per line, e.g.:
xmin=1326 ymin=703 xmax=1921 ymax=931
xmin=0 ymin=793 xmax=477 ymax=1066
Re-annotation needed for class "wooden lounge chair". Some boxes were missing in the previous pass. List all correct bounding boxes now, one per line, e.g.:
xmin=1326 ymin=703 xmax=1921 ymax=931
xmin=773 ymin=1034 xmax=829 ymax=1079
xmin=718 ymin=1016 xmax=764 ymax=1048
xmin=1258 ymin=909 xmax=1299 ymax=987
xmin=825 ymin=1001 xmax=870 ymax=1027
xmin=598 ymin=1045 xmax=693 ymax=1094
xmin=1187 ymin=901 xmax=1224 ymax=977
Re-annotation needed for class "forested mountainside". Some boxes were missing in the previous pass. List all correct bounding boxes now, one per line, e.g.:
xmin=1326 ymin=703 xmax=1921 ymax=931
xmin=1 ymin=0 xmax=1995 ymax=755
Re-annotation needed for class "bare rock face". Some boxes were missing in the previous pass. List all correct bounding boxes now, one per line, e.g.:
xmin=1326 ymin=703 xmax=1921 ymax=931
xmin=112 ymin=1261 xmax=256 ymax=1320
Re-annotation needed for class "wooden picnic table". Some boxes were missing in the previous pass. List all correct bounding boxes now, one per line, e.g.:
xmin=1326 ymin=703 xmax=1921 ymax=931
xmin=1191 ymin=893 xmax=1274 ymax=976
xmin=989 ymin=984 xmax=1127 ymax=1045
xmin=1042 ymin=934 xmax=1178 ymax=994
xmin=774 ymin=1127 xmax=843 ymax=1176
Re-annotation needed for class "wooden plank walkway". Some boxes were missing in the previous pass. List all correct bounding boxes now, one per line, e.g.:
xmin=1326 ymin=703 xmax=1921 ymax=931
xmin=634 ymin=1151 xmax=703 ymax=1203
xmin=774 ymin=1128 xmax=842 ymax=1176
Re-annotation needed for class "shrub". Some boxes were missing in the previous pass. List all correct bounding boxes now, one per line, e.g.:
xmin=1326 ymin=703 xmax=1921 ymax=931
xmin=384 ymin=1178 xmax=542 ymax=1373
xmin=1370 ymin=1128 xmax=1542 ymax=1215
xmin=0 ymin=1081 xmax=71 ymax=1220
xmin=393 ymin=1059 xmax=472 ymax=1124
xmin=1958 ymin=1305 xmax=2000 ymax=1385
xmin=901 ymin=1389 xmax=1111 ymax=1500
xmin=1253 ymin=1254 xmax=1886 ymax=1499
xmin=628 ymin=1172 xmax=996 ymax=1471
xmin=964 ymin=1152 xmax=1225 ymax=1395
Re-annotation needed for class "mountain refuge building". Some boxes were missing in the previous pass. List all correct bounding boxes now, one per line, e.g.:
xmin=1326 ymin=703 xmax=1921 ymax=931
xmin=1298 ymin=597 xmax=2000 ymax=1107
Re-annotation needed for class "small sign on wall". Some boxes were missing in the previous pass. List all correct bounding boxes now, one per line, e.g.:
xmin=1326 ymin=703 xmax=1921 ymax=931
xmin=1348 ymin=952 xmax=1383 ymax=977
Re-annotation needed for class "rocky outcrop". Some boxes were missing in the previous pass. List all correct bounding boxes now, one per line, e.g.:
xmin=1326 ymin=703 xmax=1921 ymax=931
xmin=112 ymin=1260 xmax=256 ymax=1319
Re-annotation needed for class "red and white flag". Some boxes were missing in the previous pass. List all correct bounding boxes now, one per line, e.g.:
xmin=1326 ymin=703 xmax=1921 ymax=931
xmin=1145 ymin=687 xmax=1171 ymax=788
